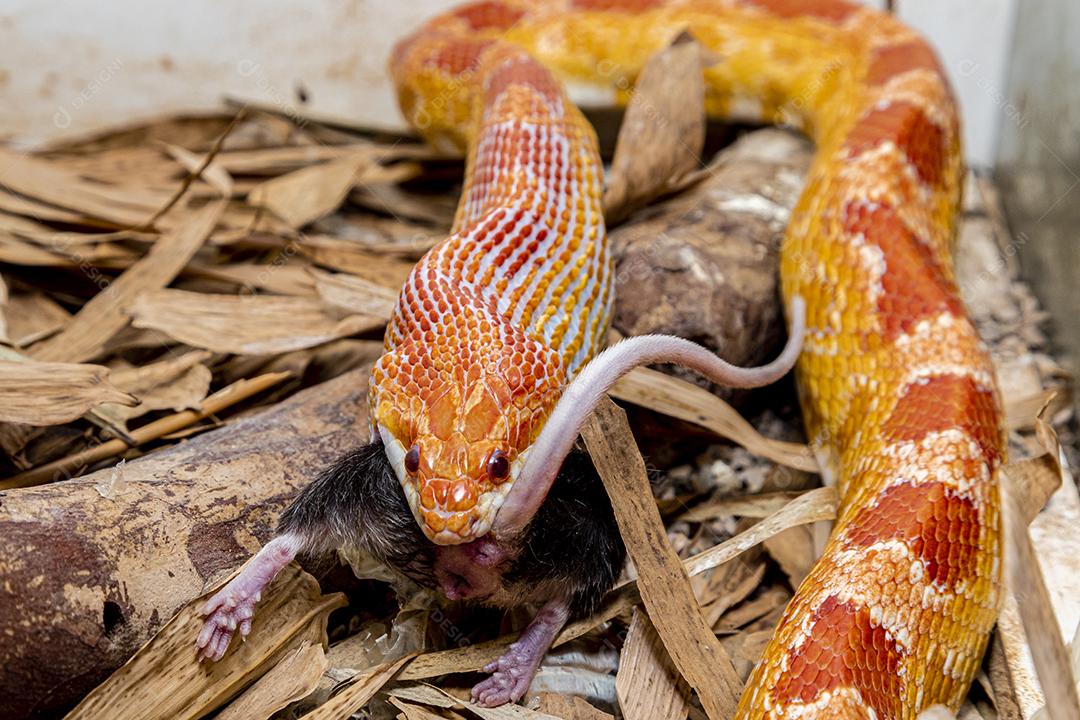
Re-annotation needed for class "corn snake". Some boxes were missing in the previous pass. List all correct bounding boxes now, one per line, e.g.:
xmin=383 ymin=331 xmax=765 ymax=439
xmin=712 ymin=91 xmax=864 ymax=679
xmin=380 ymin=0 xmax=1005 ymax=716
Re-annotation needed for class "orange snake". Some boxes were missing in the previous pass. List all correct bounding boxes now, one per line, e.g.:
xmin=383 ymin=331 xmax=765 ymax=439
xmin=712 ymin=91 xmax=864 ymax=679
xmin=375 ymin=0 xmax=1006 ymax=716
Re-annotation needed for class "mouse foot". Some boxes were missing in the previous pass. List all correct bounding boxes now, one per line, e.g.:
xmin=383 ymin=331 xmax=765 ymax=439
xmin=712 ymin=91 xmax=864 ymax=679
xmin=195 ymin=533 xmax=301 ymax=661
xmin=197 ymin=583 xmax=260 ymax=661
xmin=471 ymin=643 xmax=537 ymax=707
xmin=470 ymin=596 xmax=570 ymax=707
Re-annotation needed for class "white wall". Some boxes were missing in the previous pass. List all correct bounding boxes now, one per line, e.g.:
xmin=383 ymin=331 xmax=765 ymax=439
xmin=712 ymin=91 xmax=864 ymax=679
xmin=0 ymin=0 xmax=1014 ymax=166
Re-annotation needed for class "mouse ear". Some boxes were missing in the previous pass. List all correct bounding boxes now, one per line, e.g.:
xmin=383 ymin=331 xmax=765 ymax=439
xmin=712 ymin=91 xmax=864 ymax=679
xmin=491 ymin=296 xmax=806 ymax=541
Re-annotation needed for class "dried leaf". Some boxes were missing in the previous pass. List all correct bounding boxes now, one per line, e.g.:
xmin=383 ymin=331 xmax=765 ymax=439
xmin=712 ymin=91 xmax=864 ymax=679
xmin=680 ymin=491 xmax=806 ymax=522
xmin=582 ymin=398 xmax=740 ymax=720
xmin=131 ymin=289 xmax=383 ymax=354
xmin=763 ymin=525 xmax=816 ymax=588
xmin=298 ymin=652 xmax=416 ymax=720
xmin=162 ymin=143 xmax=235 ymax=197
xmin=186 ymin=262 xmax=316 ymax=296
xmin=248 ymin=154 xmax=367 ymax=228
xmin=0 ymin=146 xmax=169 ymax=226
xmin=604 ymin=36 xmax=706 ymax=222
xmin=611 ymin=367 xmax=817 ymax=471
xmin=30 ymin=199 xmax=224 ymax=362
xmin=0 ymin=360 xmax=136 ymax=425
xmin=216 ymin=641 xmax=328 ymax=720
xmin=0 ymin=188 xmax=98 ymax=225
xmin=389 ymin=697 xmax=450 ymax=720
xmin=65 ymin=564 xmax=346 ymax=720
xmin=97 ymin=351 xmax=213 ymax=427
xmin=216 ymin=144 xmax=380 ymax=176
xmin=301 ymin=236 xmax=416 ymax=289
xmin=615 ymin=609 xmax=691 ymax=720
xmin=387 ymin=683 xmax=560 ymax=720
xmin=536 ymin=694 xmax=614 ymax=720
xmin=3 ymin=290 xmax=71 ymax=347
xmin=312 ymin=267 xmax=399 ymax=318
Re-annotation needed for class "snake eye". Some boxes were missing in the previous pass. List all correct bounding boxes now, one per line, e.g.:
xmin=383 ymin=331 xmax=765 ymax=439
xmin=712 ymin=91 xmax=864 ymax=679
xmin=404 ymin=444 xmax=420 ymax=474
xmin=486 ymin=450 xmax=510 ymax=483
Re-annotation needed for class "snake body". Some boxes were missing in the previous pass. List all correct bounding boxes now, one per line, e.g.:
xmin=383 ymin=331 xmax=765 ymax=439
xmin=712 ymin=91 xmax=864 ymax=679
xmin=383 ymin=1 xmax=1005 ymax=716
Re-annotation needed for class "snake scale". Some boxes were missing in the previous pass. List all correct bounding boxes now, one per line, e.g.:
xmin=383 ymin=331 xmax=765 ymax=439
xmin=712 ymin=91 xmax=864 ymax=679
xmin=385 ymin=0 xmax=1005 ymax=716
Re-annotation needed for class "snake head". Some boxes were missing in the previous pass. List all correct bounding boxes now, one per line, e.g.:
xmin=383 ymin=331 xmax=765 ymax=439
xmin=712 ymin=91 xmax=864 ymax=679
xmin=369 ymin=325 xmax=566 ymax=545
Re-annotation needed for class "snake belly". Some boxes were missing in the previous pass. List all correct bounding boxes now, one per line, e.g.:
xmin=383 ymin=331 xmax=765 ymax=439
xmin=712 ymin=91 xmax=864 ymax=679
xmin=386 ymin=1 xmax=1005 ymax=717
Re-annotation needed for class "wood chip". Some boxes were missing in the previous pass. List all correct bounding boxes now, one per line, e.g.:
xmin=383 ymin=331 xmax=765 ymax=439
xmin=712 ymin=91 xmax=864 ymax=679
xmin=131 ymin=289 xmax=384 ymax=354
xmin=603 ymin=35 xmax=706 ymax=223
xmin=30 ymin=199 xmax=224 ymax=362
xmin=582 ymin=398 xmax=741 ymax=720
xmin=615 ymin=609 xmax=691 ymax=720
xmin=0 ymin=360 xmax=136 ymax=425
xmin=65 ymin=564 xmax=346 ymax=720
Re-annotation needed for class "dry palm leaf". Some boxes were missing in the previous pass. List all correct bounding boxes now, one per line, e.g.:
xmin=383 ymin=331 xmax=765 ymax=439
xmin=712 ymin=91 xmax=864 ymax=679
xmin=3 ymin=289 xmax=71 ymax=347
xmin=301 ymin=236 xmax=416 ymax=289
xmin=131 ymin=289 xmax=384 ymax=354
xmin=582 ymin=398 xmax=741 ymax=720
xmin=763 ymin=525 xmax=816 ymax=588
xmin=387 ymin=683 xmax=560 ymax=720
xmin=536 ymin=694 xmax=615 ymax=720
xmin=0 ymin=360 xmax=136 ymax=425
xmin=162 ymin=143 xmax=235 ymax=197
xmin=603 ymin=34 xmax=706 ymax=223
xmin=248 ymin=154 xmax=369 ymax=228
xmin=97 ymin=350 xmax=212 ymax=428
xmin=311 ymin=267 xmax=399 ymax=318
xmin=996 ymin=407 xmax=1080 ymax=720
xmin=64 ymin=563 xmax=345 ymax=720
xmin=0 ymin=272 xmax=8 ymax=343
xmin=185 ymin=262 xmax=317 ymax=296
xmin=216 ymin=641 xmax=328 ymax=720
xmin=0 ymin=146 xmax=170 ymax=227
xmin=30 ymin=199 xmax=225 ymax=363
xmin=298 ymin=652 xmax=417 ymax=720
xmin=0 ymin=187 xmax=99 ymax=225
xmin=614 ymin=609 xmax=691 ymax=720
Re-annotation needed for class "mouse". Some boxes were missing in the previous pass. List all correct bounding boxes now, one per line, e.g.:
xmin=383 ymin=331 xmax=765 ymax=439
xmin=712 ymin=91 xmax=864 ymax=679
xmin=197 ymin=440 xmax=625 ymax=706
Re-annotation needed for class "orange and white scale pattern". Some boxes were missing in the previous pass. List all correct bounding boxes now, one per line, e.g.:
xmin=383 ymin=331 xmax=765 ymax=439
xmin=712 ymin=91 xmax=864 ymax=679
xmin=384 ymin=1 xmax=1005 ymax=717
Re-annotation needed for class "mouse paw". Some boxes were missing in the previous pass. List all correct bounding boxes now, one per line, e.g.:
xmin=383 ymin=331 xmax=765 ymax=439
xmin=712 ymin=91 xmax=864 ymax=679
xmin=470 ymin=644 xmax=536 ymax=707
xmin=195 ymin=583 xmax=260 ymax=661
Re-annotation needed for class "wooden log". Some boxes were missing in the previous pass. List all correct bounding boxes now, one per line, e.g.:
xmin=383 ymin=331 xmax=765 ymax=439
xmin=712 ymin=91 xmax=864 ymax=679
xmin=610 ymin=128 xmax=813 ymax=400
xmin=0 ymin=367 xmax=372 ymax=720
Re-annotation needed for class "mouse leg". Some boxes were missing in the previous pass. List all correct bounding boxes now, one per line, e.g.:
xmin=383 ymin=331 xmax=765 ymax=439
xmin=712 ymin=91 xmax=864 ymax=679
xmin=196 ymin=531 xmax=305 ymax=661
xmin=470 ymin=596 xmax=571 ymax=707
xmin=197 ymin=439 xmax=424 ymax=661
